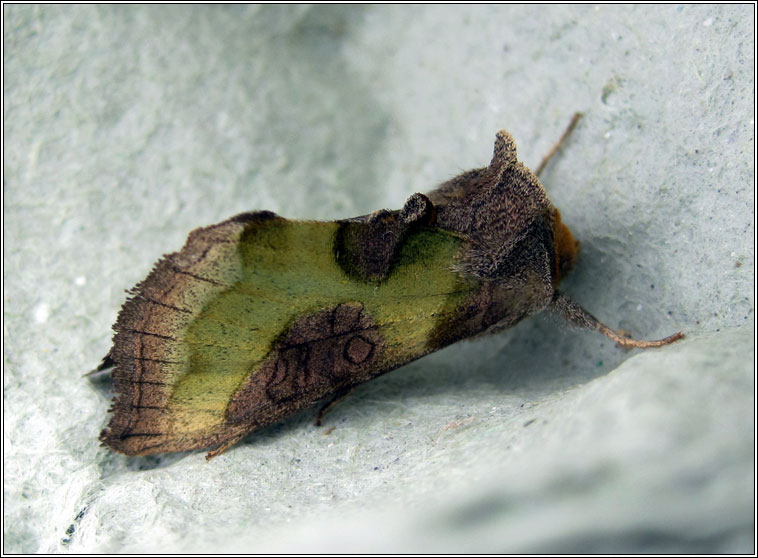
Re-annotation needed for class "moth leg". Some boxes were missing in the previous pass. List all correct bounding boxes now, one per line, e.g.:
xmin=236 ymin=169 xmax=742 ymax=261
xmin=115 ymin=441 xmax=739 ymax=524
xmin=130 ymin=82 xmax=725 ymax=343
xmin=550 ymin=291 xmax=684 ymax=349
xmin=205 ymin=429 xmax=250 ymax=460
xmin=534 ymin=112 xmax=583 ymax=178
xmin=316 ymin=386 xmax=356 ymax=427
xmin=84 ymin=353 xmax=115 ymax=378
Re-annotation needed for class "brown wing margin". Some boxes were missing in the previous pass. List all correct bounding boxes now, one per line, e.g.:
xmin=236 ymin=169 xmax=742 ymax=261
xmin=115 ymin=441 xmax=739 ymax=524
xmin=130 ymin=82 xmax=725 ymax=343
xmin=100 ymin=211 xmax=281 ymax=456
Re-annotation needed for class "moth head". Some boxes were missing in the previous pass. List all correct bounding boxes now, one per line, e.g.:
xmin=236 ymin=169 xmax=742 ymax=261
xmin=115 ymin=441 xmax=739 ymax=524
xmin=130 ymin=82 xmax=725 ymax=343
xmin=553 ymin=208 xmax=579 ymax=285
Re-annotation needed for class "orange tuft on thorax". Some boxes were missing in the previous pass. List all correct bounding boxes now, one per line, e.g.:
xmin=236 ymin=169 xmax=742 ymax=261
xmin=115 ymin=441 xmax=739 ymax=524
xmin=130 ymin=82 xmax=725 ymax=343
xmin=553 ymin=209 xmax=579 ymax=286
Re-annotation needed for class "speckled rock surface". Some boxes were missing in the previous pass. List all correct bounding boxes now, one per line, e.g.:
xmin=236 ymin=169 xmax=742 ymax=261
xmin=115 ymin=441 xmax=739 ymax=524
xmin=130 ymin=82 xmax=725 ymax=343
xmin=3 ymin=5 xmax=753 ymax=553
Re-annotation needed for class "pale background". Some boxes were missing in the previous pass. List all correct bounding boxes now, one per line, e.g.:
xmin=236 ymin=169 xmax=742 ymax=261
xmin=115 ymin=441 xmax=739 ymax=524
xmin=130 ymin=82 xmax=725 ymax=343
xmin=3 ymin=5 xmax=754 ymax=553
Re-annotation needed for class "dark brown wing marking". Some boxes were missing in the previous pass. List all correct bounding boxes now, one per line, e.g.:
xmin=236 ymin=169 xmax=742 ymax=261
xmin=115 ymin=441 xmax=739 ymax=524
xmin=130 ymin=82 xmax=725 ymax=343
xmin=334 ymin=193 xmax=436 ymax=282
xmin=101 ymin=211 xmax=281 ymax=455
xmin=225 ymin=302 xmax=384 ymax=425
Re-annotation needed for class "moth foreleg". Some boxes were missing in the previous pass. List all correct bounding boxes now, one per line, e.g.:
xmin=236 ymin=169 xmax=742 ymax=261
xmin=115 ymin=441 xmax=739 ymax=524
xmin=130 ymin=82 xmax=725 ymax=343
xmin=550 ymin=291 xmax=684 ymax=349
xmin=534 ymin=112 xmax=583 ymax=178
xmin=315 ymin=386 xmax=356 ymax=427
xmin=205 ymin=428 xmax=252 ymax=460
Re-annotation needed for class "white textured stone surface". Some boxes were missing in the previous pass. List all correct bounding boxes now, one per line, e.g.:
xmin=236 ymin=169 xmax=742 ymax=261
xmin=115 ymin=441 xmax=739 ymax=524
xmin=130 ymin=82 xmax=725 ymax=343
xmin=3 ymin=5 xmax=754 ymax=553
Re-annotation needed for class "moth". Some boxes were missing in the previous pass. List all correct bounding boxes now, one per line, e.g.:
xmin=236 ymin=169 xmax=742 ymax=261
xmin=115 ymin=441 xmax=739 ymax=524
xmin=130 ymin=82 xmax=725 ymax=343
xmin=97 ymin=114 xmax=682 ymax=458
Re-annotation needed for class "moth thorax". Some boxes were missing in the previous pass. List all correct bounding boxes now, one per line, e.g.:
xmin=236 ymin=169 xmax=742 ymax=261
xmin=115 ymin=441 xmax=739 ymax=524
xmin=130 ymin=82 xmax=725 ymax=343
xmin=553 ymin=209 xmax=579 ymax=285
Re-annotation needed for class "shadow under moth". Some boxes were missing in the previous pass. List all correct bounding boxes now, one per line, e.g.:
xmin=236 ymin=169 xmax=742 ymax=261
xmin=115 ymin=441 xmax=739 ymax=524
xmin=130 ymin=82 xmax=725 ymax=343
xmin=97 ymin=114 xmax=683 ymax=459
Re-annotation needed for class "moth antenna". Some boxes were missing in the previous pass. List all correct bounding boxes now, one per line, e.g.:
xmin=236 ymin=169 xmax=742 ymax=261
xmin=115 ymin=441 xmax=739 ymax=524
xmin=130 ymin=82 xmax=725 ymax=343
xmin=534 ymin=112 xmax=583 ymax=178
xmin=550 ymin=291 xmax=684 ymax=349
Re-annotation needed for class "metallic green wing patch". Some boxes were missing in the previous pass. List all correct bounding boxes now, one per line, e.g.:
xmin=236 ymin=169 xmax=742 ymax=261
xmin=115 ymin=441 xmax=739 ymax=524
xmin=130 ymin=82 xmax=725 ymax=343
xmin=102 ymin=213 xmax=478 ymax=455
